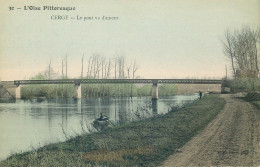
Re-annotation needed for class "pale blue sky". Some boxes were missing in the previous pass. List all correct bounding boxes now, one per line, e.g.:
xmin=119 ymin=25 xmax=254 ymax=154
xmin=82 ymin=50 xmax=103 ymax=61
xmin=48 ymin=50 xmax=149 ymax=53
xmin=0 ymin=0 xmax=259 ymax=80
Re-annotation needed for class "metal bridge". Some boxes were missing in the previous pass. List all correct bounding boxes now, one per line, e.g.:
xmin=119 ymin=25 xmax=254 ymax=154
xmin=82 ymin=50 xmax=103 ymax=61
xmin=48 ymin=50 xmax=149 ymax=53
xmin=14 ymin=79 xmax=222 ymax=86
xmin=12 ymin=79 xmax=224 ymax=100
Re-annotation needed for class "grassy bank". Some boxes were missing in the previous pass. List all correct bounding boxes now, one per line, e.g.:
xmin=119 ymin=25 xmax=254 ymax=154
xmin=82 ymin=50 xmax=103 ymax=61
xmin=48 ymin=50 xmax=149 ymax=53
xmin=252 ymin=101 xmax=260 ymax=110
xmin=0 ymin=95 xmax=225 ymax=167
xmin=244 ymin=92 xmax=260 ymax=110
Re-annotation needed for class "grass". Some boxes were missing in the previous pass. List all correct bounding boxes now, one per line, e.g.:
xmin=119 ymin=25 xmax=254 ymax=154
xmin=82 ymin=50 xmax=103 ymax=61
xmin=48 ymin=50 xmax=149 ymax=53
xmin=0 ymin=95 xmax=225 ymax=167
xmin=252 ymin=101 xmax=260 ymax=110
xmin=244 ymin=91 xmax=260 ymax=110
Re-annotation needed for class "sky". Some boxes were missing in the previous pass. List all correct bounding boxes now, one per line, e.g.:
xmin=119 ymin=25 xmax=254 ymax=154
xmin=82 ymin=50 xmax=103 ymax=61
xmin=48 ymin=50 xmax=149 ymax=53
xmin=0 ymin=0 xmax=259 ymax=81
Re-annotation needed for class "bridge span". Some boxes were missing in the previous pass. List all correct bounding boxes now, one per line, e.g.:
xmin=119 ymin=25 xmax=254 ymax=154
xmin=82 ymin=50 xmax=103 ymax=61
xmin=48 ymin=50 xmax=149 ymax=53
xmin=13 ymin=79 xmax=223 ymax=99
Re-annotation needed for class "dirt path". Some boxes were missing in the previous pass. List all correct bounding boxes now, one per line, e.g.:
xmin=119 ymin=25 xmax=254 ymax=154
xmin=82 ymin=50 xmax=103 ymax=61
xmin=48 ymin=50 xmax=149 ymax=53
xmin=161 ymin=94 xmax=260 ymax=167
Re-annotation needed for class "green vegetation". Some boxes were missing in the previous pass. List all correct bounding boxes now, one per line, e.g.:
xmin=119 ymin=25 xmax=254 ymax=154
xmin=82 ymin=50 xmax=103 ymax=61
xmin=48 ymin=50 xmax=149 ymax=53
xmin=244 ymin=91 xmax=260 ymax=110
xmin=0 ymin=95 xmax=225 ymax=167
xmin=158 ymin=84 xmax=178 ymax=96
xmin=82 ymin=84 xmax=152 ymax=98
xmin=21 ymin=84 xmax=75 ymax=99
xmin=20 ymin=74 xmax=178 ymax=98
xmin=21 ymin=84 xmax=178 ymax=99
xmin=245 ymin=91 xmax=260 ymax=101
xmin=231 ymin=78 xmax=260 ymax=93
xmin=252 ymin=101 xmax=260 ymax=110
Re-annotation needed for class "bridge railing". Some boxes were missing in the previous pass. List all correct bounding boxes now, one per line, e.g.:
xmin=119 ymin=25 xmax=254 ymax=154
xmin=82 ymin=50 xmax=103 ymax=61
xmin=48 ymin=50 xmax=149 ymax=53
xmin=14 ymin=79 xmax=222 ymax=86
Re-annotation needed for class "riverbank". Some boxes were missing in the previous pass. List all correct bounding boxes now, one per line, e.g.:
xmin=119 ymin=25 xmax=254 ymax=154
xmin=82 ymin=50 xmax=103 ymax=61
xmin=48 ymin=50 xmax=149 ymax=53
xmin=0 ymin=95 xmax=225 ymax=167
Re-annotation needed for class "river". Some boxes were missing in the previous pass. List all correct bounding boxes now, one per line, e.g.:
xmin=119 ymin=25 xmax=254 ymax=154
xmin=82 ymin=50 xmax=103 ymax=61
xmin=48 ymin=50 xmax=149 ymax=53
xmin=0 ymin=94 xmax=199 ymax=160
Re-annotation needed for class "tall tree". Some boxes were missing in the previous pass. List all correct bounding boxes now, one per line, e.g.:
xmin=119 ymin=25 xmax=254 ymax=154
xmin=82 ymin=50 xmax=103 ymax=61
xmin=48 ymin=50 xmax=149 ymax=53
xmin=81 ymin=54 xmax=84 ymax=79
xmin=131 ymin=59 xmax=139 ymax=98
xmin=48 ymin=59 xmax=52 ymax=79
xmin=66 ymin=55 xmax=68 ymax=79
xmin=132 ymin=59 xmax=138 ymax=79
xmin=222 ymin=30 xmax=237 ymax=77
xmin=222 ymin=27 xmax=259 ymax=78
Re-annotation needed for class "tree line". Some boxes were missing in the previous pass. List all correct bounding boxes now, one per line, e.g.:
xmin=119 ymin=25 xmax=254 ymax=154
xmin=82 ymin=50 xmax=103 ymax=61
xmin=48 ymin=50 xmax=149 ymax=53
xmin=21 ymin=54 xmax=177 ymax=99
xmin=222 ymin=26 xmax=260 ymax=92
xmin=222 ymin=26 xmax=259 ymax=78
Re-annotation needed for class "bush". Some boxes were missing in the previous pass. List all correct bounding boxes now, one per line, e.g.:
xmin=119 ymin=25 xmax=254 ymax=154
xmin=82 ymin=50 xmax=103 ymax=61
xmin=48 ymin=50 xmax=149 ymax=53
xmin=231 ymin=78 xmax=260 ymax=92
xmin=245 ymin=92 xmax=260 ymax=101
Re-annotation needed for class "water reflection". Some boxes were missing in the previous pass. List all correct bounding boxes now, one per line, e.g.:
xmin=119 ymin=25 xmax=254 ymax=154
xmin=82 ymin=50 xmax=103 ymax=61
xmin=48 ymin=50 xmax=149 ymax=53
xmin=152 ymin=99 xmax=158 ymax=114
xmin=0 ymin=94 xmax=198 ymax=160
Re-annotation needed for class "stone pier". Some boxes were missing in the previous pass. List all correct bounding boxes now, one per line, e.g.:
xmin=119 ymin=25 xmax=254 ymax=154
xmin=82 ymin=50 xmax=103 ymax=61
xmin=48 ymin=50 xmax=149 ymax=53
xmin=221 ymin=86 xmax=230 ymax=94
xmin=152 ymin=83 xmax=159 ymax=100
xmin=221 ymin=79 xmax=231 ymax=94
xmin=74 ymin=84 xmax=82 ymax=99
xmin=15 ymin=85 xmax=21 ymax=99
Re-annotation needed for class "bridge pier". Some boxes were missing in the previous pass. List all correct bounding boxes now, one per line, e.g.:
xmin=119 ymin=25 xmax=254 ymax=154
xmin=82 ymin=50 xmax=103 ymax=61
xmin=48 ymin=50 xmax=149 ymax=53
xmin=15 ymin=85 xmax=21 ymax=99
xmin=221 ymin=79 xmax=231 ymax=94
xmin=221 ymin=86 xmax=230 ymax=94
xmin=152 ymin=83 xmax=159 ymax=100
xmin=74 ymin=84 xmax=82 ymax=99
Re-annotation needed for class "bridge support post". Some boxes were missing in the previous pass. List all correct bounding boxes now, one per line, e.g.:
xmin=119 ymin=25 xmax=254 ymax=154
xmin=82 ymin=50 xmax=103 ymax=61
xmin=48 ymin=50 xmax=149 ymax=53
xmin=221 ymin=79 xmax=231 ymax=94
xmin=15 ymin=85 xmax=21 ymax=99
xmin=152 ymin=83 xmax=158 ymax=100
xmin=221 ymin=86 xmax=230 ymax=94
xmin=74 ymin=84 xmax=82 ymax=99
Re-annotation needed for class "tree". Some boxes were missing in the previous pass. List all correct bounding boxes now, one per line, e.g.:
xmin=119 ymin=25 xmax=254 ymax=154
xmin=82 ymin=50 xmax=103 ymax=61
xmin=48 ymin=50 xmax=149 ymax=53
xmin=66 ymin=55 xmax=68 ymax=78
xmin=132 ymin=59 xmax=138 ymax=79
xmin=222 ymin=27 xmax=259 ymax=78
xmin=44 ymin=58 xmax=58 ymax=79
xmin=81 ymin=54 xmax=84 ymax=79
xmin=222 ymin=30 xmax=237 ymax=77
xmin=131 ymin=59 xmax=139 ymax=98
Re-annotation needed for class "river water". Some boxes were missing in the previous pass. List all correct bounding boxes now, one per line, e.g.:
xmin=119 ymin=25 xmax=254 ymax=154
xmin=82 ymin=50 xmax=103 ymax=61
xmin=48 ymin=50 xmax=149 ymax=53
xmin=0 ymin=94 xmax=198 ymax=160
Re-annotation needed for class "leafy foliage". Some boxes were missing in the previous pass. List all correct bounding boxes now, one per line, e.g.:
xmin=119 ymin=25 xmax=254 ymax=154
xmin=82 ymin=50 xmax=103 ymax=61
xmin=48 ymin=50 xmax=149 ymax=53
xmin=231 ymin=78 xmax=260 ymax=92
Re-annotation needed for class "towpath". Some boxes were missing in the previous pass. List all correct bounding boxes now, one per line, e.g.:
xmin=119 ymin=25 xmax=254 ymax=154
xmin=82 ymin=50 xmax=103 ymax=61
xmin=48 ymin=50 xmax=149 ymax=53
xmin=161 ymin=94 xmax=260 ymax=166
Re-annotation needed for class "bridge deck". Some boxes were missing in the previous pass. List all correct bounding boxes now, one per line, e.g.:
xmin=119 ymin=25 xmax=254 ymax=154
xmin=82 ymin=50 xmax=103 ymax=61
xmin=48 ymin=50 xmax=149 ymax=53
xmin=13 ymin=79 xmax=222 ymax=85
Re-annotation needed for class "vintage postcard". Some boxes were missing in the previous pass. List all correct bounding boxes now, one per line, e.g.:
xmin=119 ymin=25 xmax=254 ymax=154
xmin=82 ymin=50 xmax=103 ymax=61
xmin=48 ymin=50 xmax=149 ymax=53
xmin=0 ymin=0 xmax=259 ymax=166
